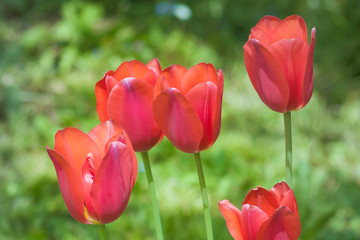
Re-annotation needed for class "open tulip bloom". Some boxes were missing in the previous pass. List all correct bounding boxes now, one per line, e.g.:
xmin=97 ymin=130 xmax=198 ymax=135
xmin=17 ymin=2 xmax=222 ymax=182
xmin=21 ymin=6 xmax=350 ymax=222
xmin=244 ymin=15 xmax=316 ymax=187
xmin=153 ymin=62 xmax=224 ymax=239
xmin=96 ymin=59 xmax=165 ymax=239
xmin=219 ymin=181 xmax=301 ymax=240
xmin=46 ymin=120 xmax=137 ymax=225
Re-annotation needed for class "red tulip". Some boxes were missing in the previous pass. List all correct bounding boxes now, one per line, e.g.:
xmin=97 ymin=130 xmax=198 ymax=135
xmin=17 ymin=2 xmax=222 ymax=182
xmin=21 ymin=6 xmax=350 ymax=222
xmin=219 ymin=181 xmax=301 ymax=240
xmin=95 ymin=59 xmax=163 ymax=152
xmin=46 ymin=120 xmax=137 ymax=224
xmin=153 ymin=63 xmax=223 ymax=153
xmin=244 ymin=15 xmax=315 ymax=113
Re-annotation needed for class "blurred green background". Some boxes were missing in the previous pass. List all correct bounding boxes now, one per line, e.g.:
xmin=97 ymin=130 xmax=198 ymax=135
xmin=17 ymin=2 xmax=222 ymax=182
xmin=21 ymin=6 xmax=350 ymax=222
xmin=1 ymin=0 xmax=359 ymax=239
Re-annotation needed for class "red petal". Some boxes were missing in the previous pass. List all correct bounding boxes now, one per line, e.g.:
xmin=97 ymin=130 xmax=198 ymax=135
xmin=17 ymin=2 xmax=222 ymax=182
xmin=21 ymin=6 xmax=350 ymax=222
xmin=268 ymin=38 xmax=309 ymax=111
xmin=218 ymin=200 xmax=244 ymax=240
xmin=241 ymin=204 xmax=269 ymax=240
xmin=47 ymin=147 xmax=88 ymax=224
xmin=154 ymin=64 xmax=188 ymax=98
xmin=250 ymin=16 xmax=282 ymax=46
xmin=270 ymin=181 xmax=291 ymax=204
xmin=244 ymin=39 xmax=289 ymax=112
xmin=88 ymin=120 xmax=125 ymax=158
xmin=54 ymin=128 xmax=101 ymax=176
xmin=279 ymin=190 xmax=299 ymax=218
xmin=90 ymin=142 xmax=136 ymax=224
xmin=153 ymin=88 xmax=203 ymax=153
xmin=181 ymin=63 xmax=218 ymax=94
xmin=95 ymin=71 xmax=115 ymax=122
xmin=107 ymin=78 xmax=163 ymax=152
xmin=146 ymin=58 xmax=162 ymax=76
xmin=185 ymin=81 xmax=218 ymax=151
xmin=243 ymin=187 xmax=278 ymax=217
xmin=256 ymin=206 xmax=301 ymax=240
xmin=212 ymin=69 xmax=223 ymax=145
xmin=273 ymin=15 xmax=308 ymax=44
xmin=302 ymin=27 xmax=316 ymax=108
xmin=113 ymin=60 xmax=149 ymax=81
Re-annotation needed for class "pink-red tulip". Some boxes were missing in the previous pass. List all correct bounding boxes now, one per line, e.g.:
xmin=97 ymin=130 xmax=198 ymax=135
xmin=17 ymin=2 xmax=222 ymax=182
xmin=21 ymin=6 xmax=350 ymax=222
xmin=153 ymin=63 xmax=223 ymax=153
xmin=95 ymin=59 xmax=163 ymax=152
xmin=244 ymin=15 xmax=315 ymax=113
xmin=219 ymin=181 xmax=301 ymax=240
xmin=46 ymin=120 xmax=137 ymax=224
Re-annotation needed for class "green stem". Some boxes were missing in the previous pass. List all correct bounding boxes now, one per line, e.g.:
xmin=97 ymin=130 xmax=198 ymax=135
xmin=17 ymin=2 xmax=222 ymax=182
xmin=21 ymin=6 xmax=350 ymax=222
xmin=141 ymin=151 xmax=164 ymax=240
xmin=98 ymin=224 xmax=108 ymax=240
xmin=283 ymin=112 xmax=293 ymax=188
xmin=194 ymin=152 xmax=214 ymax=240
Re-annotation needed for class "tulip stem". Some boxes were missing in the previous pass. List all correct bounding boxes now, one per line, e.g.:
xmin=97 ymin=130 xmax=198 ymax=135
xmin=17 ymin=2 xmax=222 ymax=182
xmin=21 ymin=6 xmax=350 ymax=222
xmin=141 ymin=151 xmax=164 ymax=240
xmin=98 ymin=224 xmax=108 ymax=240
xmin=283 ymin=112 xmax=293 ymax=188
xmin=194 ymin=152 xmax=214 ymax=240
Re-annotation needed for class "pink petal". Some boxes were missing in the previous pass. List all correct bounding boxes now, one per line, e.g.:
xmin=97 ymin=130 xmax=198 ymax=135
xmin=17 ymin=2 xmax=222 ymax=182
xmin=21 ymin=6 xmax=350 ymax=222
xmin=244 ymin=39 xmax=289 ymax=112
xmin=153 ymin=88 xmax=203 ymax=153
xmin=241 ymin=204 xmax=269 ymax=240
xmin=47 ymin=147 xmax=88 ymax=224
xmin=302 ymin=27 xmax=316 ymax=107
xmin=54 ymin=128 xmax=101 ymax=176
xmin=250 ymin=16 xmax=282 ymax=46
xmin=88 ymin=120 xmax=125 ymax=157
xmin=181 ymin=63 xmax=218 ymax=94
xmin=268 ymin=38 xmax=309 ymax=111
xmin=243 ymin=187 xmax=278 ymax=217
xmin=95 ymin=70 xmax=115 ymax=122
xmin=212 ymin=69 xmax=223 ymax=145
xmin=113 ymin=60 xmax=149 ymax=81
xmin=107 ymin=78 xmax=163 ymax=152
xmin=90 ymin=142 xmax=136 ymax=224
xmin=185 ymin=81 xmax=218 ymax=151
xmin=256 ymin=206 xmax=301 ymax=240
xmin=218 ymin=200 xmax=244 ymax=240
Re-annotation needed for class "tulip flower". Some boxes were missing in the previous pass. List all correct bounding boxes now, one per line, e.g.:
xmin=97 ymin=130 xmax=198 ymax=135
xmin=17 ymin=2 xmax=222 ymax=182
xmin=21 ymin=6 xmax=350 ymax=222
xmin=46 ymin=120 xmax=137 ymax=224
xmin=153 ymin=62 xmax=223 ymax=154
xmin=153 ymin=62 xmax=223 ymax=239
xmin=244 ymin=15 xmax=315 ymax=113
xmin=219 ymin=181 xmax=301 ymax=240
xmin=95 ymin=58 xmax=163 ymax=152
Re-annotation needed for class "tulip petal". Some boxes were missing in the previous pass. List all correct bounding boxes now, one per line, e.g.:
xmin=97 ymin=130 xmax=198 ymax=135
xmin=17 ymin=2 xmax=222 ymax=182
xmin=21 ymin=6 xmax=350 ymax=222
xmin=241 ymin=204 xmax=269 ymax=240
xmin=90 ymin=142 xmax=135 ymax=224
xmin=269 ymin=181 xmax=290 ymax=204
xmin=154 ymin=64 xmax=188 ymax=98
xmin=181 ymin=63 xmax=218 ymax=94
xmin=256 ymin=206 xmax=301 ymax=240
xmin=218 ymin=200 xmax=244 ymax=240
xmin=88 ymin=120 xmax=125 ymax=157
xmin=47 ymin=148 xmax=88 ymax=224
xmin=279 ymin=190 xmax=299 ymax=218
xmin=95 ymin=71 xmax=115 ymax=122
xmin=250 ymin=16 xmax=282 ymax=46
xmin=113 ymin=60 xmax=149 ymax=81
xmin=185 ymin=81 xmax=218 ymax=151
xmin=243 ymin=187 xmax=278 ymax=217
xmin=153 ymin=88 xmax=203 ymax=153
xmin=244 ymin=39 xmax=289 ymax=112
xmin=107 ymin=78 xmax=162 ymax=152
xmin=146 ymin=58 xmax=162 ymax=76
xmin=268 ymin=38 xmax=309 ymax=111
xmin=302 ymin=27 xmax=316 ymax=107
xmin=212 ymin=69 xmax=223 ymax=145
xmin=54 ymin=128 xmax=101 ymax=175
xmin=274 ymin=15 xmax=308 ymax=44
